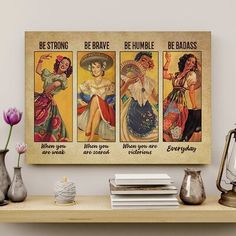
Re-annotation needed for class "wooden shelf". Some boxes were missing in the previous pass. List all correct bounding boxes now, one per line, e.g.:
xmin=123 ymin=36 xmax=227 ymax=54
xmin=1 ymin=196 xmax=236 ymax=223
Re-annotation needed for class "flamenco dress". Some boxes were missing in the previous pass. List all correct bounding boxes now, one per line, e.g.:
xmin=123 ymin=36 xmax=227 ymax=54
xmin=34 ymin=69 xmax=69 ymax=142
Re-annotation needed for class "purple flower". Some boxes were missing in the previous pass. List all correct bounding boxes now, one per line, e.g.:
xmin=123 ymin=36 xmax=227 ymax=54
xmin=3 ymin=108 xmax=22 ymax=126
xmin=3 ymin=108 xmax=22 ymax=150
xmin=16 ymin=143 xmax=27 ymax=154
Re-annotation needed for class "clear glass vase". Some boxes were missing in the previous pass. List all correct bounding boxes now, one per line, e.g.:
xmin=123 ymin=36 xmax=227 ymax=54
xmin=8 ymin=167 xmax=27 ymax=202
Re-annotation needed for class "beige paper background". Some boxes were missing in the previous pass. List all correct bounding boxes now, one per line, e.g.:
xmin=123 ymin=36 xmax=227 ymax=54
xmin=25 ymin=31 xmax=211 ymax=164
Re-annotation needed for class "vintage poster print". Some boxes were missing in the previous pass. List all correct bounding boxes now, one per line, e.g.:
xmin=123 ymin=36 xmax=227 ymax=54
xmin=120 ymin=51 xmax=158 ymax=142
xmin=34 ymin=52 xmax=73 ymax=142
xmin=25 ymin=32 xmax=211 ymax=164
xmin=77 ymin=52 xmax=116 ymax=142
xmin=163 ymin=51 xmax=202 ymax=142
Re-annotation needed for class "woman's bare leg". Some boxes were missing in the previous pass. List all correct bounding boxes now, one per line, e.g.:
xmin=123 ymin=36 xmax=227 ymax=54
xmin=88 ymin=109 xmax=101 ymax=141
xmin=86 ymin=97 xmax=99 ymax=135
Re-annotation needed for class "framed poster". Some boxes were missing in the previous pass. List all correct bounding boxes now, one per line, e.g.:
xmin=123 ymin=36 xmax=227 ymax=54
xmin=25 ymin=32 xmax=211 ymax=164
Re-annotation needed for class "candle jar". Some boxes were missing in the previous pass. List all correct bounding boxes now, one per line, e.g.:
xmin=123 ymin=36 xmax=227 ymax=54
xmin=54 ymin=177 xmax=76 ymax=205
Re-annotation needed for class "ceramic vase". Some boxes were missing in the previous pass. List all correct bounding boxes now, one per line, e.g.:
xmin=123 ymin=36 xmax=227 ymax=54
xmin=0 ymin=149 xmax=11 ymax=198
xmin=8 ymin=167 xmax=27 ymax=202
xmin=0 ymin=190 xmax=5 ymax=203
xmin=180 ymin=168 xmax=206 ymax=205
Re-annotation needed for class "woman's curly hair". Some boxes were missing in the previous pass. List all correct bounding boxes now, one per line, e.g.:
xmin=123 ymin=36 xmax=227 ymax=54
xmin=54 ymin=57 xmax=73 ymax=78
xmin=178 ymin=54 xmax=197 ymax=72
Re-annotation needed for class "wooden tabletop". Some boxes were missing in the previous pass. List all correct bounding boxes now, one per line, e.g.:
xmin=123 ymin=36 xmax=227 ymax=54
xmin=0 ymin=195 xmax=236 ymax=223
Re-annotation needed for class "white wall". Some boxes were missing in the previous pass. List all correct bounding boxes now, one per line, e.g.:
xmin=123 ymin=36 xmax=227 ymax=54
xmin=1 ymin=0 xmax=236 ymax=234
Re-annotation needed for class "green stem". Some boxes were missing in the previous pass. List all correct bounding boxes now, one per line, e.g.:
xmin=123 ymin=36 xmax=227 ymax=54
xmin=17 ymin=153 xmax=21 ymax=168
xmin=5 ymin=125 xmax=13 ymax=150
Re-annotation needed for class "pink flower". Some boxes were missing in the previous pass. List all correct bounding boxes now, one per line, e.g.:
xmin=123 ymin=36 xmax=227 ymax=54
xmin=16 ymin=142 xmax=27 ymax=167
xmin=57 ymin=55 xmax=64 ymax=62
xmin=16 ymin=143 xmax=27 ymax=154
xmin=3 ymin=108 xmax=22 ymax=126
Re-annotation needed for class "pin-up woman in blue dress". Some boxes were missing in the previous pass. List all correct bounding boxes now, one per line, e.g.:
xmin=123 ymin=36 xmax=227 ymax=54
xmin=120 ymin=52 xmax=158 ymax=141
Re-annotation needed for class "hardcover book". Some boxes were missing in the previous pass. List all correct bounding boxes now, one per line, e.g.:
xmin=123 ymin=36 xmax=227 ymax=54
xmin=114 ymin=174 xmax=172 ymax=185
xmin=109 ymin=179 xmax=177 ymax=195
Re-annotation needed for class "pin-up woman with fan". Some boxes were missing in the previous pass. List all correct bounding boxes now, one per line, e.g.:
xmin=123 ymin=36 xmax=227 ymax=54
xmin=120 ymin=52 xmax=158 ymax=141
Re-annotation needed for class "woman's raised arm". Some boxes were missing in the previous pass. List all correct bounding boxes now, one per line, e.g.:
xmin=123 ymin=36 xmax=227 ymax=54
xmin=36 ymin=54 xmax=52 ymax=75
xmin=163 ymin=52 xmax=173 ymax=80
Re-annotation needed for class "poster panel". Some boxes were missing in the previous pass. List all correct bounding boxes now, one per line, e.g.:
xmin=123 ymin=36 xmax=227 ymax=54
xmin=25 ymin=32 xmax=211 ymax=164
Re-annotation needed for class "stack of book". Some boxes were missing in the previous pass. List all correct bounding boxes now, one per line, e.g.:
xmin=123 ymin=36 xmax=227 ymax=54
xmin=109 ymin=174 xmax=179 ymax=209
